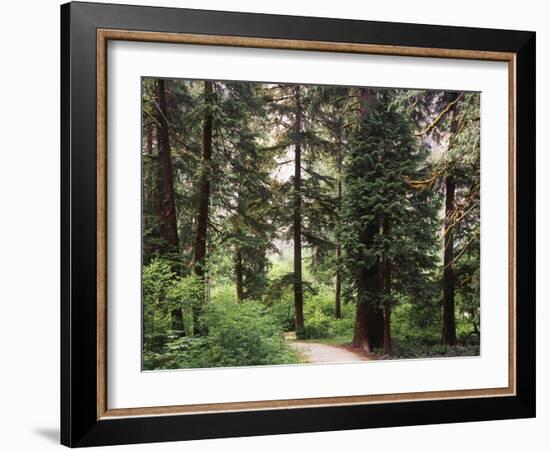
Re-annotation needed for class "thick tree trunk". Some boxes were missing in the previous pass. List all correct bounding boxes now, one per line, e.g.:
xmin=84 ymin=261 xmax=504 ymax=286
xmin=155 ymin=79 xmax=183 ymax=331
xmin=351 ymin=271 xmax=371 ymax=352
xmin=156 ymin=80 xmax=179 ymax=251
xmin=442 ymin=175 xmax=457 ymax=346
xmin=352 ymin=223 xmax=384 ymax=351
xmin=293 ymin=86 xmax=305 ymax=338
xmin=351 ymin=267 xmax=385 ymax=352
xmin=235 ymin=248 xmax=244 ymax=303
xmin=192 ymin=80 xmax=213 ymax=278
xmin=351 ymin=87 xmax=384 ymax=350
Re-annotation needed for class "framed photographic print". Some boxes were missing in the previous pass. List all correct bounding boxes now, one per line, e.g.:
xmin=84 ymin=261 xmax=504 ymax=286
xmin=60 ymin=1 xmax=535 ymax=447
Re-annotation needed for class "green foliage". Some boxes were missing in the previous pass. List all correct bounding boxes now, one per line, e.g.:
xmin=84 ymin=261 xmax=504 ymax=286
xmin=381 ymin=342 xmax=480 ymax=360
xmin=143 ymin=259 xmax=206 ymax=353
xmin=143 ymin=259 xmax=176 ymax=346
xmin=269 ymin=294 xmax=296 ymax=332
xmin=302 ymin=287 xmax=354 ymax=339
xmin=144 ymin=298 xmax=300 ymax=369
xmin=165 ymin=274 xmax=204 ymax=336
xmin=141 ymin=78 xmax=482 ymax=368
xmin=340 ymin=91 xmax=440 ymax=312
xmin=391 ymin=302 xmax=441 ymax=346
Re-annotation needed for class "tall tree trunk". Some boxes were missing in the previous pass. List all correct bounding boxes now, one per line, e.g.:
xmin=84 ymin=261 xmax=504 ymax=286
xmin=293 ymin=86 xmax=305 ymax=338
xmin=156 ymin=80 xmax=179 ymax=251
xmin=190 ymin=80 xmax=213 ymax=336
xmin=351 ymin=267 xmax=371 ymax=352
xmin=442 ymin=175 xmax=457 ymax=346
xmin=235 ymin=248 xmax=244 ymax=303
xmin=192 ymin=80 xmax=213 ymax=278
xmin=382 ymin=217 xmax=392 ymax=355
xmin=334 ymin=242 xmax=342 ymax=319
xmin=351 ymin=264 xmax=384 ymax=352
xmin=144 ymin=124 xmax=153 ymax=212
xmin=334 ymin=136 xmax=343 ymax=319
xmin=351 ymin=87 xmax=384 ymax=350
xmin=155 ymin=79 xmax=183 ymax=331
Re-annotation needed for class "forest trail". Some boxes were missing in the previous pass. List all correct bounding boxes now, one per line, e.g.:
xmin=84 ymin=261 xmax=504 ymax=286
xmin=290 ymin=341 xmax=368 ymax=363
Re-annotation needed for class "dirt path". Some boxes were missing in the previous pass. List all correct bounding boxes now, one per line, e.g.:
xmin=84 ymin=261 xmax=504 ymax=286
xmin=290 ymin=341 xmax=368 ymax=363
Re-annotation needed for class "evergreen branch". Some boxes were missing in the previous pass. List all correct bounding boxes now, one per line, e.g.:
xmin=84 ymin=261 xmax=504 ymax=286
xmin=414 ymin=94 xmax=463 ymax=136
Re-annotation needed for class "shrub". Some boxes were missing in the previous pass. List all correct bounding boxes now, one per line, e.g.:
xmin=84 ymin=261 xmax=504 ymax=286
xmin=382 ymin=342 xmax=480 ymax=360
xmin=269 ymin=294 xmax=295 ymax=331
xmin=391 ymin=302 xmax=441 ymax=346
xmin=165 ymin=274 xmax=204 ymax=336
xmin=144 ymin=298 xmax=301 ymax=369
xmin=302 ymin=288 xmax=355 ymax=339
xmin=200 ymin=299 xmax=300 ymax=367
xmin=143 ymin=259 xmax=176 ymax=349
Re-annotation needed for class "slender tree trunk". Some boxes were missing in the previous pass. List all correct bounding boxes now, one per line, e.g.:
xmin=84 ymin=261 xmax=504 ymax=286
xmin=311 ymin=245 xmax=320 ymax=284
xmin=334 ymin=242 xmax=342 ymax=319
xmin=382 ymin=217 xmax=392 ymax=355
xmin=142 ymin=125 xmax=155 ymax=263
xmin=190 ymin=80 xmax=213 ymax=336
xmin=235 ymin=248 xmax=244 ymax=303
xmin=192 ymin=80 xmax=213 ymax=278
xmin=146 ymin=124 xmax=153 ymax=155
xmin=293 ymin=85 xmax=305 ymax=338
xmin=442 ymin=175 xmax=457 ymax=346
xmin=144 ymin=124 xmax=154 ymax=212
xmin=155 ymin=79 xmax=183 ymax=331
xmin=334 ymin=136 xmax=343 ymax=319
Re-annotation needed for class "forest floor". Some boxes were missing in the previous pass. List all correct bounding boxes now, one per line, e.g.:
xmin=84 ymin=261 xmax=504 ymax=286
xmin=288 ymin=338 xmax=369 ymax=364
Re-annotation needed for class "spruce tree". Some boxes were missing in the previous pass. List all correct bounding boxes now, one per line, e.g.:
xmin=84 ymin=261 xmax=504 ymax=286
xmin=341 ymin=90 xmax=439 ymax=353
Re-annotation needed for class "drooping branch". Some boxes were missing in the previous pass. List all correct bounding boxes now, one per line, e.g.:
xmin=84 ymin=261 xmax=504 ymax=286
xmin=414 ymin=94 xmax=463 ymax=137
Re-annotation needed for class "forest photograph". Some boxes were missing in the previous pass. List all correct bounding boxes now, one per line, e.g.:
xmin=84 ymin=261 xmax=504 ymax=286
xmin=141 ymin=77 xmax=481 ymax=371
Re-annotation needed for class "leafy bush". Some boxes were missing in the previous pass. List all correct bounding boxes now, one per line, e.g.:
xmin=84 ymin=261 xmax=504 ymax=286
xmin=143 ymin=259 xmax=176 ymax=348
xmin=165 ymin=274 xmax=204 ymax=335
xmin=269 ymin=294 xmax=295 ymax=331
xmin=200 ymin=299 xmax=300 ymax=367
xmin=381 ymin=342 xmax=480 ymax=360
xmin=391 ymin=302 xmax=441 ymax=346
xmin=210 ymin=284 xmax=238 ymax=304
xmin=144 ymin=298 xmax=301 ymax=369
xmin=302 ymin=287 xmax=355 ymax=339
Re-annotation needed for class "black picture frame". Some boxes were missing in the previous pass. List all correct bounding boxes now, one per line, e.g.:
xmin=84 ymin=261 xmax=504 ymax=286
xmin=61 ymin=1 xmax=535 ymax=447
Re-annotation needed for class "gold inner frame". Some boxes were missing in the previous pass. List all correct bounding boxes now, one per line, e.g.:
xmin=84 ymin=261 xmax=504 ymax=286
xmin=96 ymin=29 xmax=517 ymax=420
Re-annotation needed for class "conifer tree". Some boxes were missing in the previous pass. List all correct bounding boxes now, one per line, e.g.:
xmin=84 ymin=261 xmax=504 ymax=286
xmin=341 ymin=90 xmax=439 ymax=353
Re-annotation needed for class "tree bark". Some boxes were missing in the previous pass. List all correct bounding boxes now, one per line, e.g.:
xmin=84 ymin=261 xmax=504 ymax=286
xmin=351 ymin=87 xmax=384 ymax=350
xmin=155 ymin=79 xmax=183 ymax=331
xmin=293 ymin=85 xmax=305 ymax=338
xmin=144 ymin=125 xmax=154 ymax=208
xmin=146 ymin=124 xmax=153 ymax=155
xmin=351 ymin=264 xmax=384 ymax=352
xmin=334 ymin=136 xmax=343 ymax=319
xmin=334 ymin=242 xmax=342 ymax=319
xmin=192 ymin=80 xmax=213 ymax=278
xmin=351 ymin=270 xmax=371 ymax=352
xmin=156 ymin=79 xmax=179 ymax=251
xmin=382 ymin=217 xmax=392 ymax=355
xmin=235 ymin=248 xmax=244 ymax=303
xmin=442 ymin=175 xmax=457 ymax=346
